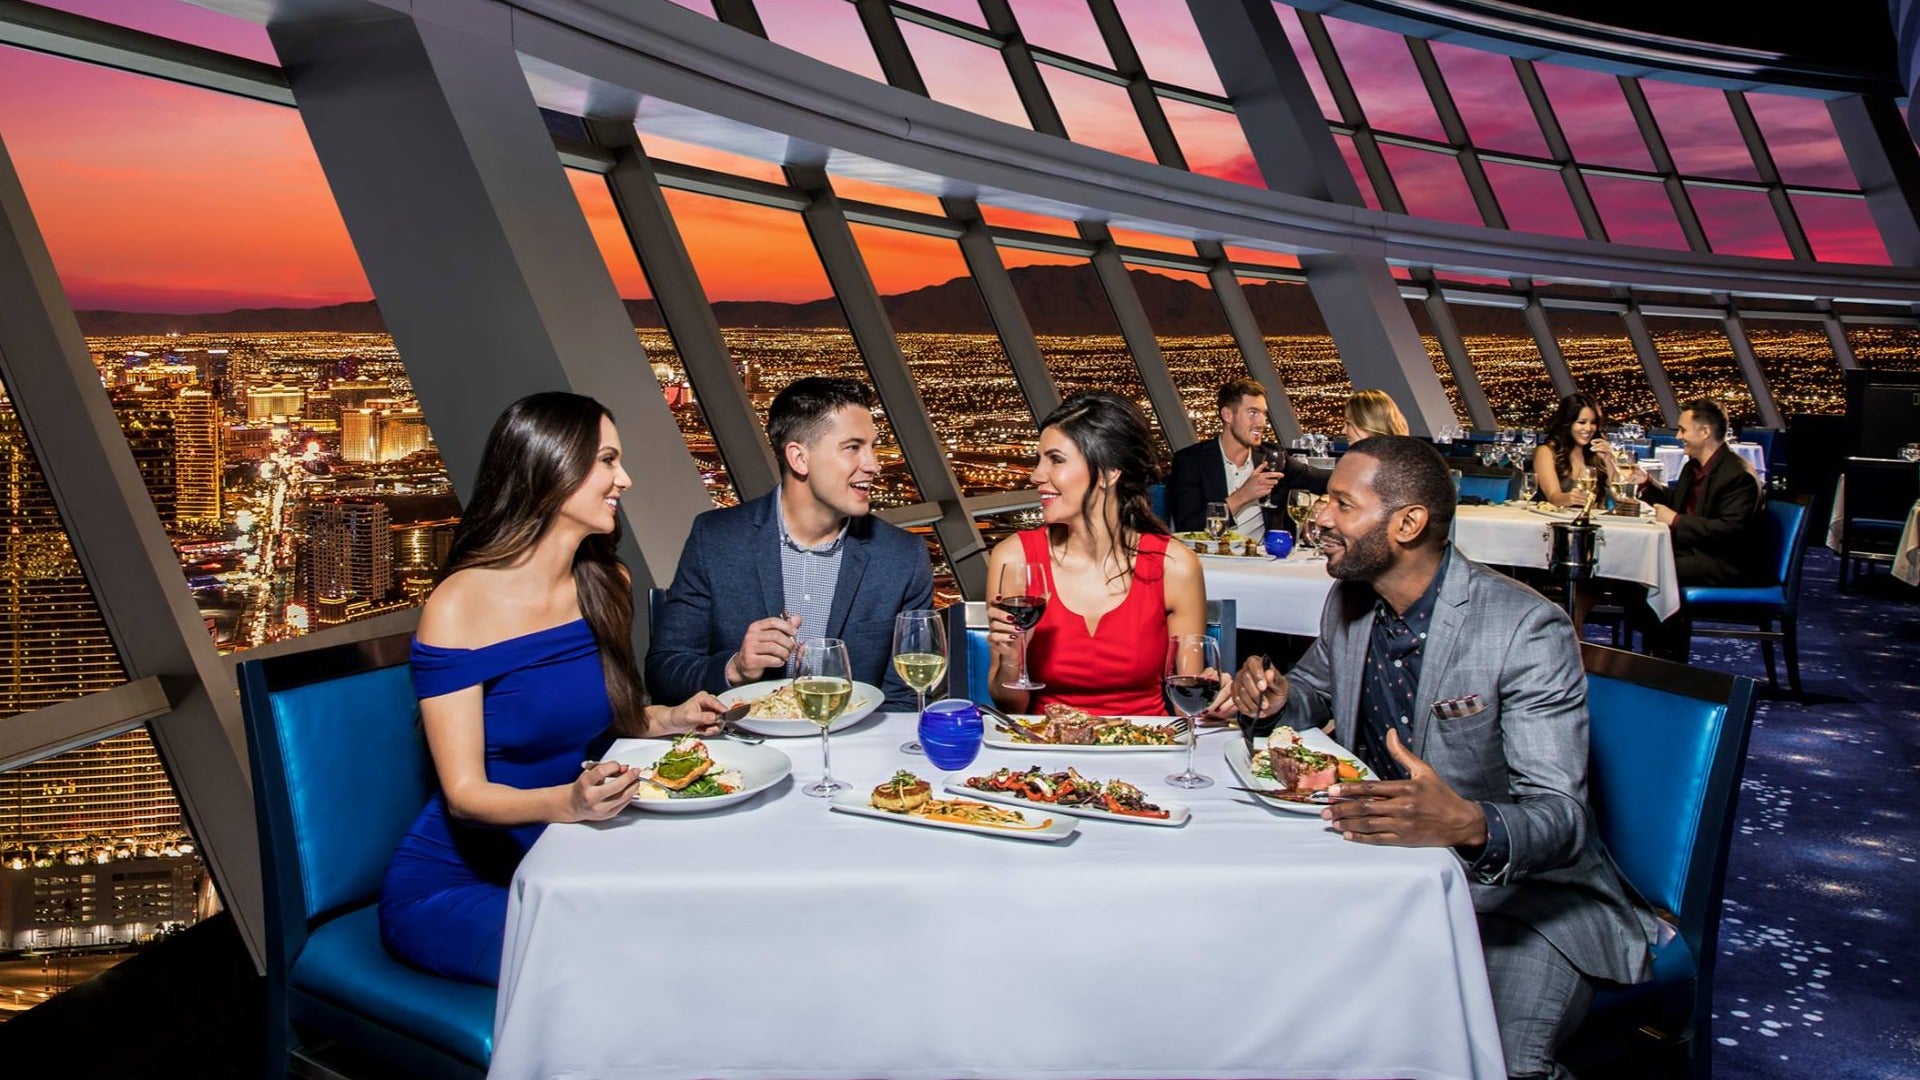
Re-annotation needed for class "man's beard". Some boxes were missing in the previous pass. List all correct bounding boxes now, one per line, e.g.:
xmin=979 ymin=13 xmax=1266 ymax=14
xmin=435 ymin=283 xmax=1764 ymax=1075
xmin=1324 ymin=516 xmax=1395 ymax=581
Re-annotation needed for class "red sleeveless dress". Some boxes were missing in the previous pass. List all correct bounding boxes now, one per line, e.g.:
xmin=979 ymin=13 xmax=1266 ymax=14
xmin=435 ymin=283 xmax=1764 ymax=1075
xmin=1017 ymin=528 xmax=1170 ymax=717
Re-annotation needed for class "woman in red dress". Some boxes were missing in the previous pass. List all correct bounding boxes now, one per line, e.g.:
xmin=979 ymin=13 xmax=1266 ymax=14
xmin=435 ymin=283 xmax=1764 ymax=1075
xmin=986 ymin=393 xmax=1206 ymax=716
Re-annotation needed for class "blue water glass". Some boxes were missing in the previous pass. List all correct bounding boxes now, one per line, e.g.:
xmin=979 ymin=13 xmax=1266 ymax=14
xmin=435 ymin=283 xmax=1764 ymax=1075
xmin=918 ymin=698 xmax=983 ymax=772
xmin=1262 ymin=529 xmax=1294 ymax=559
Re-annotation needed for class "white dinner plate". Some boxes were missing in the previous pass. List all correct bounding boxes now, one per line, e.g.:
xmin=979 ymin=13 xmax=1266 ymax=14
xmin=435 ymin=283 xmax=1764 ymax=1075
xmin=982 ymin=714 xmax=1188 ymax=753
xmin=718 ymin=679 xmax=883 ymax=737
xmin=611 ymin=739 xmax=791 ymax=814
xmin=944 ymin=780 xmax=1189 ymax=827
xmin=828 ymin=790 xmax=1077 ymax=842
xmin=1224 ymin=728 xmax=1372 ymax=817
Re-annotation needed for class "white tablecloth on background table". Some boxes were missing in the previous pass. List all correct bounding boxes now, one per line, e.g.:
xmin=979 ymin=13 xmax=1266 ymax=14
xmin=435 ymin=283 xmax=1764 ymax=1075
xmin=493 ymin=715 xmax=1504 ymax=1080
xmin=1653 ymin=442 xmax=1765 ymax=485
xmin=1897 ymin=502 xmax=1920 ymax=586
xmin=1452 ymin=504 xmax=1681 ymax=619
xmin=1197 ymin=553 xmax=1337 ymax=636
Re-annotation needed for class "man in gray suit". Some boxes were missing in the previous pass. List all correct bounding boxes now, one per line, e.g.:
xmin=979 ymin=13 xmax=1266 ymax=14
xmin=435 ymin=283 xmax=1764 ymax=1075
xmin=1228 ymin=435 xmax=1655 ymax=1079
xmin=646 ymin=377 xmax=933 ymax=712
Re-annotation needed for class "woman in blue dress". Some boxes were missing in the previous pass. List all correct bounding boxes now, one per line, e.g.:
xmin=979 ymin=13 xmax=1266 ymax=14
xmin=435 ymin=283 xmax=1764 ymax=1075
xmin=380 ymin=392 xmax=725 ymax=985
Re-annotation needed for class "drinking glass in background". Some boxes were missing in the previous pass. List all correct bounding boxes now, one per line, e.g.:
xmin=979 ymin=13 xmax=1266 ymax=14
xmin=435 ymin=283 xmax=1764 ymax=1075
xmin=918 ymin=699 xmax=983 ymax=773
xmin=1258 ymin=443 xmax=1288 ymax=509
xmin=1287 ymin=489 xmax=1316 ymax=553
xmin=1163 ymin=634 xmax=1221 ymax=789
xmin=1204 ymin=500 xmax=1231 ymax=541
xmin=794 ymin=637 xmax=853 ymax=798
xmin=1519 ymin=471 xmax=1538 ymax=504
xmin=995 ymin=561 xmax=1048 ymax=691
xmin=892 ymin=609 xmax=948 ymax=755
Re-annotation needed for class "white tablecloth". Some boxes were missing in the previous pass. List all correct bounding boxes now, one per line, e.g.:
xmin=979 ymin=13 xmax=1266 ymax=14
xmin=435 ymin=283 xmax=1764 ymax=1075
xmin=1897 ymin=502 xmax=1920 ymax=587
xmin=1452 ymin=504 xmax=1682 ymax=619
xmin=1197 ymin=553 xmax=1337 ymax=636
xmin=1654 ymin=442 xmax=1765 ymax=485
xmin=494 ymin=716 xmax=1504 ymax=1080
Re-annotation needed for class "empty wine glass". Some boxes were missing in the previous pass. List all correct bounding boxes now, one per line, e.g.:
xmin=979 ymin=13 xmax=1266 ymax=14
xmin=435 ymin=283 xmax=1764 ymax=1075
xmin=1164 ymin=634 xmax=1221 ymax=789
xmin=995 ymin=561 xmax=1048 ymax=691
xmin=892 ymin=609 xmax=948 ymax=755
xmin=1519 ymin=471 xmax=1539 ymax=504
xmin=794 ymin=637 xmax=853 ymax=798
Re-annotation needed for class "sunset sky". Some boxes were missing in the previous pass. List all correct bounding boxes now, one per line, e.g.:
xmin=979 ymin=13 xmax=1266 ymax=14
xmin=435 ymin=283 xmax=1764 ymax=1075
xmin=0 ymin=0 xmax=1888 ymax=314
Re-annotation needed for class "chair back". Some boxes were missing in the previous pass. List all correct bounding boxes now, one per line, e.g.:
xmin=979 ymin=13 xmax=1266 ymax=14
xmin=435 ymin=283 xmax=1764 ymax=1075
xmin=1581 ymin=644 xmax=1756 ymax=990
xmin=947 ymin=599 xmax=1235 ymax=706
xmin=1454 ymin=468 xmax=1519 ymax=504
xmin=240 ymin=634 xmax=428 ymax=973
xmin=1765 ymin=498 xmax=1811 ymax=613
xmin=1842 ymin=457 xmax=1920 ymax=528
xmin=1146 ymin=482 xmax=1168 ymax=525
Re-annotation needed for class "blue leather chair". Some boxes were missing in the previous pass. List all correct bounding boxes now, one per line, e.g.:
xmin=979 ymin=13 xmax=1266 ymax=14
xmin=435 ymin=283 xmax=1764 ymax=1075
xmin=1454 ymin=469 xmax=1520 ymax=504
xmin=1146 ymin=482 xmax=1168 ymax=525
xmin=1682 ymin=498 xmax=1811 ymax=695
xmin=240 ymin=633 xmax=493 ymax=1079
xmin=1573 ymin=642 xmax=1758 ymax=1080
xmin=948 ymin=599 xmax=1235 ymax=706
xmin=1837 ymin=457 xmax=1919 ymax=588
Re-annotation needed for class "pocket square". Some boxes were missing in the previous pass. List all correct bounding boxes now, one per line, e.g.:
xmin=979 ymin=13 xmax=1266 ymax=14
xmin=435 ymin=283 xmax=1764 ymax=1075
xmin=1432 ymin=694 xmax=1488 ymax=721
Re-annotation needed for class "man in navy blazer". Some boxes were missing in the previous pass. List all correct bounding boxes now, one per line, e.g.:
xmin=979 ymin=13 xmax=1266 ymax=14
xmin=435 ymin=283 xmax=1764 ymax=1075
xmin=646 ymin=378 xmax=933 ymax=711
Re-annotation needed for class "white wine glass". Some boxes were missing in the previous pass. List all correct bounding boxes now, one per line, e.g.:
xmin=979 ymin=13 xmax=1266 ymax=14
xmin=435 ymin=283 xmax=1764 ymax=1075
xmin=1204 ymin=500 xmax=1230 ymax=542
xmin=892 ymin=609 xmax=948 ymax=755
xmin=794 ymin=637 xmax=853 ymax=798
xmin=995 ymin=561 xmax=1048 ymax=691
xmin=1163 ymin=634 xmax=1221 ymax=789
xmin=1288 ymin=489 xmax=1316 ymax=553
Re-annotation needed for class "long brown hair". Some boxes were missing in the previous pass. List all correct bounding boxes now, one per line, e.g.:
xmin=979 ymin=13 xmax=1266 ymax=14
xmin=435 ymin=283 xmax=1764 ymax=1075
xmin=1543 ymin=392 xmax=1610 ymax=486
xmin=1038 ymin=392 xmax=1168 ymax=588
xmin=441 ymin=393 xmax=648 ymax=734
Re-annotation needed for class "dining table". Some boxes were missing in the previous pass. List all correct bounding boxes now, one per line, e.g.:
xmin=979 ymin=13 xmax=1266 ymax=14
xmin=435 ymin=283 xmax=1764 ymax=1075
xmin=1450 ymin=503 xmax=1682 ymax=619
xmin=1653 ymin=442 xmax=1766 ymax=486
xmin=491 ymin=715 xmax=1506 ymax=1080
xmin=1193 ymin=550 xmax=1337 ymax=636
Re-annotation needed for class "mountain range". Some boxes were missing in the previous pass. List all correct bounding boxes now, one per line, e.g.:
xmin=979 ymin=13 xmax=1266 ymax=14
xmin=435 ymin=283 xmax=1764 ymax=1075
xmin=74 ymin=263 xmax=1618 ymax=339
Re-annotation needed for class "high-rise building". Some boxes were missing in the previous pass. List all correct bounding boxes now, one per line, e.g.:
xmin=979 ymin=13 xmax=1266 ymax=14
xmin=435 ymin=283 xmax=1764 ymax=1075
xmin=295 ymin=499 xmax=393 ymax=619
xmin=171 ymin=389 xmax=220 ymax=527
xmin=340 ymin=407 xmax=378 ymax=462
xmin=303 ymin=388 xmax=339 ymax=422
xmin=329 ymin=379 xmax=388 ymax=411
xmin=245 ymin=383 xmax=305 ymax=421
xmin=111 ymin=398 xmax=177 ymax=530
xmin=377 ymin=406 xmax=430 ymax=461
xmin=0 ymin=409 xmax=126 ymax=716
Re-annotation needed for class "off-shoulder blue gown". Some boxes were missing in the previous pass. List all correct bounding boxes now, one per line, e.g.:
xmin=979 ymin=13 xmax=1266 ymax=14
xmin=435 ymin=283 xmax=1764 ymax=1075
xmin=380 ymin=619 xmax=612 ymax=985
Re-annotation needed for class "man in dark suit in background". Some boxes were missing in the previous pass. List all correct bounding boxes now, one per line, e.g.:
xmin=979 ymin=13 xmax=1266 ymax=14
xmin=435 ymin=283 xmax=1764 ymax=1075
xmin=646 ymin=377 xmax=932 ymax=711
xmin=1167 ymin=378 xmax=1324 ymax=536
xmin=1227 ymin=436 xmax=1656 ymax=1080
xmin=1628 ymin=397 xmax=1764 ymax=662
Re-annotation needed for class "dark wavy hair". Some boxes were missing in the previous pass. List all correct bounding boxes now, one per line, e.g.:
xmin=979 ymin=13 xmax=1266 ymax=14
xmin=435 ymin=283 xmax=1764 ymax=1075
xmin=441 ymin=392 xmax=648 ymax=735
xmin=1542 ymin=392 xmax=1611 ymax=485
xmin=1037 ymin=392 xmax=1167 ymax=587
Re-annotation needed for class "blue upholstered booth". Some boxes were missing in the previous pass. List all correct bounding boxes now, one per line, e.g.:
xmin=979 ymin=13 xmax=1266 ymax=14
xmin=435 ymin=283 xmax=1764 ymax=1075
xmin=947 ymin=599 xmax=1235 ymax=706
xmin=1146 ymin=482 xmax=1168 ymax=524
xmin=239 ymin=633 xmax=493 ymax=1078
xmin=1682 ymin=498 xmax=1811 ymax=694
xmin=1573 ymin=643 xmax=1757 ymax=1079
xmin=1454 ymin=469 xmax=1520 ymax=504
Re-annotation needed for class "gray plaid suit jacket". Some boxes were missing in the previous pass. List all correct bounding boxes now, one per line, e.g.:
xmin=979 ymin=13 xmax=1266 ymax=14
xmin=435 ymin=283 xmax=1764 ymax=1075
xmin=1276 ymin=551 xmax=1657 ymax=985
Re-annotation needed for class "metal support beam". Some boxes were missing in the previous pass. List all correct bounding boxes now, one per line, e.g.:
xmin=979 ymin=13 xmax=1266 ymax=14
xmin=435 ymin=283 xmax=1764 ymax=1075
xmin=1207 ymin=256 xmax=1303 ymax=441
xmin=1618 ymin=77 xmax=1710 ymax=252
xmin=1513 ymin=59 xmax=1608 ymax=242
xmin=267 ymin=12 xmax=713 ymax=605
xmin=1826 ymin=94 xmax=1920 ymax=266
xmin=1726 ymin=91 xmax=1814 ymax=262
xmin=851 ymin=0 xmax=1058 ymax=425
xmin=587 ymin=119 xmax=779 ymax=501
xmin=1823 ymin=314 xmax=1859 ymax=370
xmin=787 ymin=164 xmax=989 ymax=596
xmin=1187 ymin=0 xmax=1455 ymax=436
xmin=1407 ymin=37 xmax=1505 ymax=231
xmin=0 ymin=131 xmax=266 ymax=967
xmin=1421 ymin=292 xmax=1497 ymax=429
xmin=1522 ymin=298 xmax=1579 ymax=398
xmin=1621 ymin=301 xmax=1681 ymax=425
xmin=1721 ymin=313 xmax=1786 ymax=429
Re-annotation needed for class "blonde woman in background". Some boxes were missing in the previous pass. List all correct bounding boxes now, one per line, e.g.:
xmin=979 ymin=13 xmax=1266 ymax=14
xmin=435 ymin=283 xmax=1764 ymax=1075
xmin=1344 ymin=389 xmax=1410 ymax=444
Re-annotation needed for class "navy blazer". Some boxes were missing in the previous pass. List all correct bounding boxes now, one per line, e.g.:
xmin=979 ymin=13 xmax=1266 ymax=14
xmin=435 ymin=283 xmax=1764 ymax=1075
xmin=1167 ymin=438 xmax=1326 ymax=534
xmin=645 ymin=491 xmax=935 ymax=711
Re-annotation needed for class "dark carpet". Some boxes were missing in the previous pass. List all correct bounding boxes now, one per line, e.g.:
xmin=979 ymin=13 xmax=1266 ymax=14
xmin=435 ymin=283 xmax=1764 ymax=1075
xmin=1649 ymin=549 xmax=1920 ymax=1080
